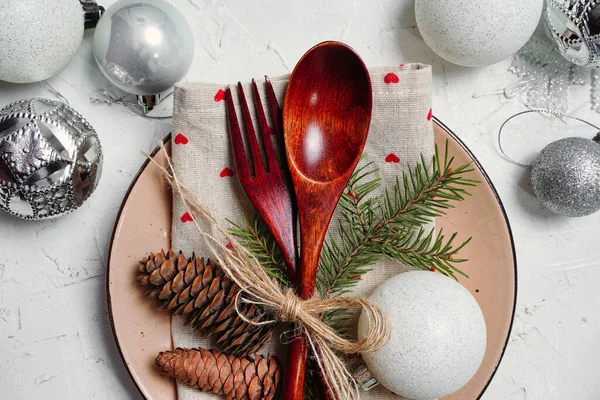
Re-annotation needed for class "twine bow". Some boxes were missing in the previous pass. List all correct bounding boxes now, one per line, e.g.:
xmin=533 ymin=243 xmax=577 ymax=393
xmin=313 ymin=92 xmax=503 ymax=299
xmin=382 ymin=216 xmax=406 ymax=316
xmin=149 ymin=142 xmax=391 ymax=400
xmin=238 ymin=288 xmax=390 ymax=355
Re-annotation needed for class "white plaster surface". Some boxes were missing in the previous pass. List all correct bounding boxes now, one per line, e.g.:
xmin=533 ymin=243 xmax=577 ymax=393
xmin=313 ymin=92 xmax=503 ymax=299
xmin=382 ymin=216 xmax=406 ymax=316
xmin=0 ymin=0 xmax=599 ymax=399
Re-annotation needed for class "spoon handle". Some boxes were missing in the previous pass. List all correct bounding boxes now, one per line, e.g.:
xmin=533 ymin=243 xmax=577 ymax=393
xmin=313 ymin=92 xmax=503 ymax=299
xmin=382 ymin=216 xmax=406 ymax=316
xmin=282 ymin=198 xmax=337 ymax=400
xmin=281 ymin=337 xmax=309 ymax=400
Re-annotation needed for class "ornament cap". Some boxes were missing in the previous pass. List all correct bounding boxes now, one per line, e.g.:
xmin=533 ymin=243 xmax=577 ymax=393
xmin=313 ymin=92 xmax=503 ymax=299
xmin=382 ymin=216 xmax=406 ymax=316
xmin=137 ymin=89 xmax=173 ymax=113
xmin=80 ymin=0 xmax=104 ymax=30
xmin=349 ymin=358 xmax=379 ymax=391
xmin=137 ymin=94 xmax=163 ymax=113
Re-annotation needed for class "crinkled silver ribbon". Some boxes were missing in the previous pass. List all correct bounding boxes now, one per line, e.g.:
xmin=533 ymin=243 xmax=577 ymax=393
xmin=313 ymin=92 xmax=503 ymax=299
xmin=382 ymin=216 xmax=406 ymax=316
xmin=509 ymin=36 xmax=596 ymax=114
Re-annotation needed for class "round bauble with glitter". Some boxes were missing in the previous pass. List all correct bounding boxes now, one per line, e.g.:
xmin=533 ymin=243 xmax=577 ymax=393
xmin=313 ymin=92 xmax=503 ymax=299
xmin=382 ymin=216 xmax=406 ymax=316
xmin=93 ymin=0 xmax=195 ymax=110
xmin=0 ymin=0 xmax=103 ymax=84
xmin=415 ymin=0 xmax=544 ymax=67
xmin=357 ymin=271 xmax=486 ymax=400
xmin=0 ymin=99 xmax=103 ymax=220
xmin=532 ymin=136 xmax=600 ymax=217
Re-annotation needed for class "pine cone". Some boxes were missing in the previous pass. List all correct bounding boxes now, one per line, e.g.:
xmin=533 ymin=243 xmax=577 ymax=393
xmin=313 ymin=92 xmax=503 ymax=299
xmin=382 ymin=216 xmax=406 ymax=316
xmin=156 ymin=347 xmax=281 ymax=400
xmin=137 ymin=249 xmax=275 ymax=357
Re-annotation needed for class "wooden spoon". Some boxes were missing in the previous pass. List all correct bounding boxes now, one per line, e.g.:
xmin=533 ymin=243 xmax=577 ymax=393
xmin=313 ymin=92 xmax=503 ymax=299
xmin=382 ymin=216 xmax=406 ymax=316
xmin=281 ymin=41 xmax=373 ymax=400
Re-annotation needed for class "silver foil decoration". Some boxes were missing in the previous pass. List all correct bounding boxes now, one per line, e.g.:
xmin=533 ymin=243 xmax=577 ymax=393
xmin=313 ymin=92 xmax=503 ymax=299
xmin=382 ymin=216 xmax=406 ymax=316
xmin=592 ymin=69 xmax=600 ymax=111
xmin=531 ymin=136 xmax=600 ymax=217
xmin=0 ymin=99 xmax=103 ymax=220
xmin=546 ymin=0 xmax=600 ymax=68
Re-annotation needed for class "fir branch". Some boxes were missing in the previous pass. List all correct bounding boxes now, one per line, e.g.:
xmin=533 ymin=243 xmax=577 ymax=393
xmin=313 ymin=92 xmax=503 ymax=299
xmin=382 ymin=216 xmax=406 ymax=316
xmin=379 ymin=142 xmax=478 ymax=229
xmin=316 ymin=141 xmax=479 ymax=297
xmin=228 ymin=217 xmax=291 ymax=286
xmin=382 ymin=227 xmax=471 ymax=277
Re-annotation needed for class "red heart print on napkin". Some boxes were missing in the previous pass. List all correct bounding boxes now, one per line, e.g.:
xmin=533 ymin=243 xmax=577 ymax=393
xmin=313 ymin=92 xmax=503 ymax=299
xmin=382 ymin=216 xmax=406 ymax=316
xmin=220 ymin=167 xmax=234 ymax=178
xmin=174 ymin=133 xmax=189 ymax=145
xmin=427 ymin=108 xmax=433 ymax=121
xmin=384 ymin=72 xmax=399 ymax=84
xmin=181 ymin=212 xmax=194 ymax=223
xmin=385 ymin=153 xmax=400 ymax=163
xmin=214 ymin=89 xmax=226 ymax=102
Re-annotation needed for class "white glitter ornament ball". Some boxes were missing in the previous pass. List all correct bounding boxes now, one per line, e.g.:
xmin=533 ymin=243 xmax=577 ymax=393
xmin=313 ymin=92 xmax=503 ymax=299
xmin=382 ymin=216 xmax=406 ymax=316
xmin=0 ymin=0 xmax=84 ymax=83
xmin=415 ymin=0 xmax=544 ymax=67
xmin=358 ymin=271 xmax=486 ymax=400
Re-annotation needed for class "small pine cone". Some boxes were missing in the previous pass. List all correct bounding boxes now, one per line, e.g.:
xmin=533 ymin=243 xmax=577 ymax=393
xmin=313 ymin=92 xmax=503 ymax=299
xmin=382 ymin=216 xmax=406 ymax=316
xmin=156 ymin=347 xmax=281 ymax=400
xmin=137 ymin=249 xmax=275 ymax=357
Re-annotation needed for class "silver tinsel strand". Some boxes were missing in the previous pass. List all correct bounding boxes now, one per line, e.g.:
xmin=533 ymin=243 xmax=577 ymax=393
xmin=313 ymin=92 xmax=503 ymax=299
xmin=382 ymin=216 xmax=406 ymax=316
xmin=509 ymin=37 xmax=591 ymax=114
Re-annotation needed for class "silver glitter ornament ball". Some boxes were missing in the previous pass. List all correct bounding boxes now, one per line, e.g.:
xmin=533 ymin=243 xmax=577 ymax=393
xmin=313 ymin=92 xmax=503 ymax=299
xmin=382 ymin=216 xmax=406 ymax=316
xmin=0 ymin=99 xmax=103 ymax=220
xmin=532 ymin=137 xmax=600 ymax=217
xmin=93 ymin=0 xmax=195 ymax=96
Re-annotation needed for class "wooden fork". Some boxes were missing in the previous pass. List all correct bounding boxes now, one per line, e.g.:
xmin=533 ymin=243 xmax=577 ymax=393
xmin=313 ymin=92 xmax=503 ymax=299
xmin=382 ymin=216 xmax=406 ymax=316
xmin=225 ymin=78 xmax=298 ymax=279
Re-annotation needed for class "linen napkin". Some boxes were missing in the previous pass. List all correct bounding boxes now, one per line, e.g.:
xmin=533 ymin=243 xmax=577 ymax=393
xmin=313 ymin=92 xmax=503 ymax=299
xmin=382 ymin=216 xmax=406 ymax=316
xmin=171 ymin=64 xmax=434 ymax=400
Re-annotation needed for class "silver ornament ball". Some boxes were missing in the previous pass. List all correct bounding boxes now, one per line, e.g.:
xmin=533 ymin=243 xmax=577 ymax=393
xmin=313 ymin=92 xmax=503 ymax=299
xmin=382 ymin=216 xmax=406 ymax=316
xmin=532 ymin=137 xmax=600 ymax=217
xmin=0 ymin=99 xmax=103 ymax=220
xmin=93 ymin=0 xmax=195 ymax=96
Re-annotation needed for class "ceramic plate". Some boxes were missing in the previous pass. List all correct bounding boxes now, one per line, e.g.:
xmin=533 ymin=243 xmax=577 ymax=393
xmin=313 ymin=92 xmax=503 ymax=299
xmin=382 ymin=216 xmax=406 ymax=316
xmin=107 ymin=119 xmax=517 ymax=400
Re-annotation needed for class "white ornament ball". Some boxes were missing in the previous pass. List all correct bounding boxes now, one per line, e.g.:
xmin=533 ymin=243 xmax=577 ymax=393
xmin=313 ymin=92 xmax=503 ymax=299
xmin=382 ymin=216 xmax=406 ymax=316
xmin=415 ymin=0 xmax=543 ymax=67
xmin=358 ymin=271 xmax=486 ymax=400
xmin=0 ymin=0 xmax=84 ymax=83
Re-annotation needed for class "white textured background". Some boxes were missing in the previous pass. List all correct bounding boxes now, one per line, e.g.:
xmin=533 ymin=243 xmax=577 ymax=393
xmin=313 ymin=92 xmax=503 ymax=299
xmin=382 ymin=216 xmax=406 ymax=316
xmin=0 ymin=0 xmax=599 ymax=399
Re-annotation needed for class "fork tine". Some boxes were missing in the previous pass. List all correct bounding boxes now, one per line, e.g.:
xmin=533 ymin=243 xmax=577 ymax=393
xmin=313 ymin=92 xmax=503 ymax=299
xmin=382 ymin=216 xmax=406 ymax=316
xmin=237 ymin=82 xmax=265 ymax=177
xmin=265 ymin=76 xmax=283 ymax=141
xmin=265 ymin=76 xmax=288 ymax=165
xmin=225 ymin=87 xmax=250 ymax=180
xmin=251 ymin=79 xmax=278 ymax=173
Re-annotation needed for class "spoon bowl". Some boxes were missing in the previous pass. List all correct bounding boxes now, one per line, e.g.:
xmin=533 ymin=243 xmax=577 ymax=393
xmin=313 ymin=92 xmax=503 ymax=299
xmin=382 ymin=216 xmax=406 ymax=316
xmin=282 ymin=41 xmax=372 ymax=400
xmin=285 ymin=44 xmax=372 ymax=183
